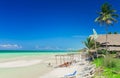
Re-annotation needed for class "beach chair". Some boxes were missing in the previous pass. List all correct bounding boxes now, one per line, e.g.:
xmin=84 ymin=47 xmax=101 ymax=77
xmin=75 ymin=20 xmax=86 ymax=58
xmin=64 ymin=70 xmax=77 ymax=78
xmin=78 ymin=64 xmax=96 ymax=78
xmin=79 ymin=66 xmax=96 ymax=78
xmin=84 ymin=64 xmax=96 ymax=70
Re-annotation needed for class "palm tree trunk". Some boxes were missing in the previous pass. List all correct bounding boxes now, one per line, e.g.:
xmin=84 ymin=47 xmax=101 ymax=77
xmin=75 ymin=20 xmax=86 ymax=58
xmin=105 ymin=25 xmax=108 ymax=54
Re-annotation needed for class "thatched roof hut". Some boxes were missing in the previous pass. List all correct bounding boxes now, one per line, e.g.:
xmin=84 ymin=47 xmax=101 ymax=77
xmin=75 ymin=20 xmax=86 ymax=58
xmin=96 ymin=34 xmax=120 ymax=51
xmin=96 ymin=34 xmax=120 ymax=45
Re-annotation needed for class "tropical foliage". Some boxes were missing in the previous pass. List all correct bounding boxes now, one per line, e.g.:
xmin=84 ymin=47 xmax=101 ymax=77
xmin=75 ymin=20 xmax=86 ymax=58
xmin=93 ymin=57 xmax=120 ymax=78
xmin=95 ymin=2 xmax=119 ymax=52
xmin=95 ymin=3 xmax=118 ymax=25
xmin=108 ymin=32 xmax=112 ymax=34
xmin=108 ymin=32 xmax=118 ymax=34
xmin=114 ymin=32 xmax=118 ymax=34
xmin=92 ymin=2 xmax=119 ymax=78
xmin=84 ymin=37 xmax=95 ymax=50
xmin=103 ymin=55 xmax=117 ymax=68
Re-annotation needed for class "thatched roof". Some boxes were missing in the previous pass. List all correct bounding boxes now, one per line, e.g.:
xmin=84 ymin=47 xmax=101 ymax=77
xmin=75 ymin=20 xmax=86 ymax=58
xmin=108 ymin=47 xmax=120 ymax=51
xmin=96 ymin=34 xmax=120 ymax=45
xmin=98 ymin=47 xmax=120 ymax=51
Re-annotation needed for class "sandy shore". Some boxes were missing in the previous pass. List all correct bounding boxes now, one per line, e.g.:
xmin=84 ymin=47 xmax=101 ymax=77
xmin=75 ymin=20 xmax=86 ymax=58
xmin=0 ymin=53 xmax=56 ymax=78
xmin=39 ymin=60 xmax=87 ymax=78
xmin=0 ymin=60 xmax=42 ymax=68
xmin=39 ymin=64 xmax=82 ymax=78
xmin=0 ymin=52 xmax=84 ymax=78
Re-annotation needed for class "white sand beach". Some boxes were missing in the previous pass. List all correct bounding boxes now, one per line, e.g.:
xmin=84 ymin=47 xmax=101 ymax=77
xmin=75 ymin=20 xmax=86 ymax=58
xmin=0 ymin=60 xmax=42 ymax=68
xmin=0 ymin=53 xmax=56 ymax=78
xmin=39 ymin=59 xmax=90 ymax=78
xmin=0 ymin=52 xmax=92 ymax=78
xmin=39 ymin=64 xmax=82 ymax=78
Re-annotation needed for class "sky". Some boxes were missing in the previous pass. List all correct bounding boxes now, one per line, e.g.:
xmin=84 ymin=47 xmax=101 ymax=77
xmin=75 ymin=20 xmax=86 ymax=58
xmin=0 ymin=0 xmax=120 ymax=50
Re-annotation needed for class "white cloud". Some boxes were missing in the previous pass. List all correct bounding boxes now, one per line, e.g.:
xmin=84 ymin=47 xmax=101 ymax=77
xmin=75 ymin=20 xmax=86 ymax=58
xmin=0 ymin=44 xmax=22 ymax=49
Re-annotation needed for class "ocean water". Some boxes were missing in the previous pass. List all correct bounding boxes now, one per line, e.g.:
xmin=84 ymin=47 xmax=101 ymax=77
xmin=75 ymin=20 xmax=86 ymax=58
xmin=0 ymin=50 xmax=75 ymax=58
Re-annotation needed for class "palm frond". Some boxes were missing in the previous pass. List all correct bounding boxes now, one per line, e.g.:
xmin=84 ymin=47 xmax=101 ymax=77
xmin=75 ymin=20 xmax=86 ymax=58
xmin=110 ymin=17 xmax=117 ymax=22
xmin=95 ymin=2 xmax=119 ymax=26
xmin=112 ymin=14 xmax=119 ymax=18
xmin=84 ymin=37 xmax=96 ymax=49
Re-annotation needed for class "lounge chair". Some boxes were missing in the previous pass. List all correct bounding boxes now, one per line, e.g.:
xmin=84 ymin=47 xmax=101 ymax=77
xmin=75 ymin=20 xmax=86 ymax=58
xmin=84 ymin=64 xmax=96 ymax=70
xmin=64 ymin=70 xmax=77 ymax=78
xmin=79 ymin=66 xmax=96 ymax=78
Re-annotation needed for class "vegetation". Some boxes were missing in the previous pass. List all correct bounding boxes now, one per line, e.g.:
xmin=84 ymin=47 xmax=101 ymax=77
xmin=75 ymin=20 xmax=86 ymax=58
xmin=97 ymin=49 xmax=107 ymax=54
xmin=108 ymin=32 xmax=112 ymax=34
xmin=93 ymin=56 xmax=120 ymax=78
xmin=84 ymin=37 xmax=100 ymax=60
xmin=103 ymin=55 xmax=117 ymax=68
xmin=95 ymin=2 xmax=119 ymax=52
xmin=114 ymin=32 xmax=118 ymax=34
xmin=84 ymin=37 xmax=95 ymax=50
xmin=108 ymin=32 xmax=119 ymax=34
xmin=93 ymin=3 xmax=119 ymax=77
xmin=84 ymin=37 xmax=100 ymax=52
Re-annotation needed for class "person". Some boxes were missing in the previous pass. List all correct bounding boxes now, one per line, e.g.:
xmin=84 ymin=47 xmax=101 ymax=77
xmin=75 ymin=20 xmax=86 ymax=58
xmin=48 ymin=62 xmax=52 ymax=67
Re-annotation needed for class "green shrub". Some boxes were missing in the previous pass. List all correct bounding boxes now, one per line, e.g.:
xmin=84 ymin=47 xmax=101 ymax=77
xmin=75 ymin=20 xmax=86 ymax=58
xmin=93 ymin=55 xmax=120 ymax=78
xmin=97 ymin=50 xmax=117 ymax=54
xmin=102 ymin=55 xmax=117 ymax=68
xmin=109 ymin=51 xmax=117 ymax=54
xmin=97 ymin=49 xmax=107 ymax=54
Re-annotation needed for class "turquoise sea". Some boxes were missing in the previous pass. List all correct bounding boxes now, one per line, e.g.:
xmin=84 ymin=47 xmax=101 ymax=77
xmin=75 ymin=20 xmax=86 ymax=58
xmin=0 ymin=50 xmax=77 ymax=58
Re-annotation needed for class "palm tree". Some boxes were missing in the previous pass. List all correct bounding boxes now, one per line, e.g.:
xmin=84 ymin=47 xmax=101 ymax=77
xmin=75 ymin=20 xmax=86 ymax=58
xmin=84 ymin=37 xmax=96 ymax=60
xmin=84 ymin=37 xmax=100 ymax=52
xmin=84 ymin=37 xmax=95 ymax=50
xmin=108 ymin=32 xmax=112 ymax=34
xmin=95 ymin=3 xmax=119 ymax=52
xmin=114 ymin=32 xmax=118 ymax=34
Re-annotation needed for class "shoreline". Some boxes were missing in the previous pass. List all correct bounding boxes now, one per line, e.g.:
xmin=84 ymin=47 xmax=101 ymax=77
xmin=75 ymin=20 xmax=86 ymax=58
xmin=0 ymin=52 xmax=81 ymax=78
xmin=0 ymin=52 xmax=68 ymax=78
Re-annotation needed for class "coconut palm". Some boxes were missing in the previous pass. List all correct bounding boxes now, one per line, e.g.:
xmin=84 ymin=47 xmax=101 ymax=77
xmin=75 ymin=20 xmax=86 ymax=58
xmin=95 ymin=3 xmax=119 ymax=52
xmin=84 ymin=37 xmax=95 ymax=50
xmin=84 ymin=37 xmax=97 ymax=60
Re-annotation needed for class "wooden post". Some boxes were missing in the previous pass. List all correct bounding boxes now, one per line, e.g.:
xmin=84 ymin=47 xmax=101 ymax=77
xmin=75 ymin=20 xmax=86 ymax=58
xmin=63 ymin=55 xmax=65 ymax=63
xmin=60 ymin=55 xmax=62 ymax=64
xmin=55 ymin=55 xmax=57 ymax=65
xmin=69 ymin=55 xmax=71 ymax=62
xmin=55 ymin=55 xmax=56 ymax=65
xmin=72 ymin=54 xmax=74 ymax=62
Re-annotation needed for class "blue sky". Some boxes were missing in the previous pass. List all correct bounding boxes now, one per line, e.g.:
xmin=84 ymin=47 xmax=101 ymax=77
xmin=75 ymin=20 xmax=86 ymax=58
xmin=0 ymin=0 xmax=120 ymax=50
